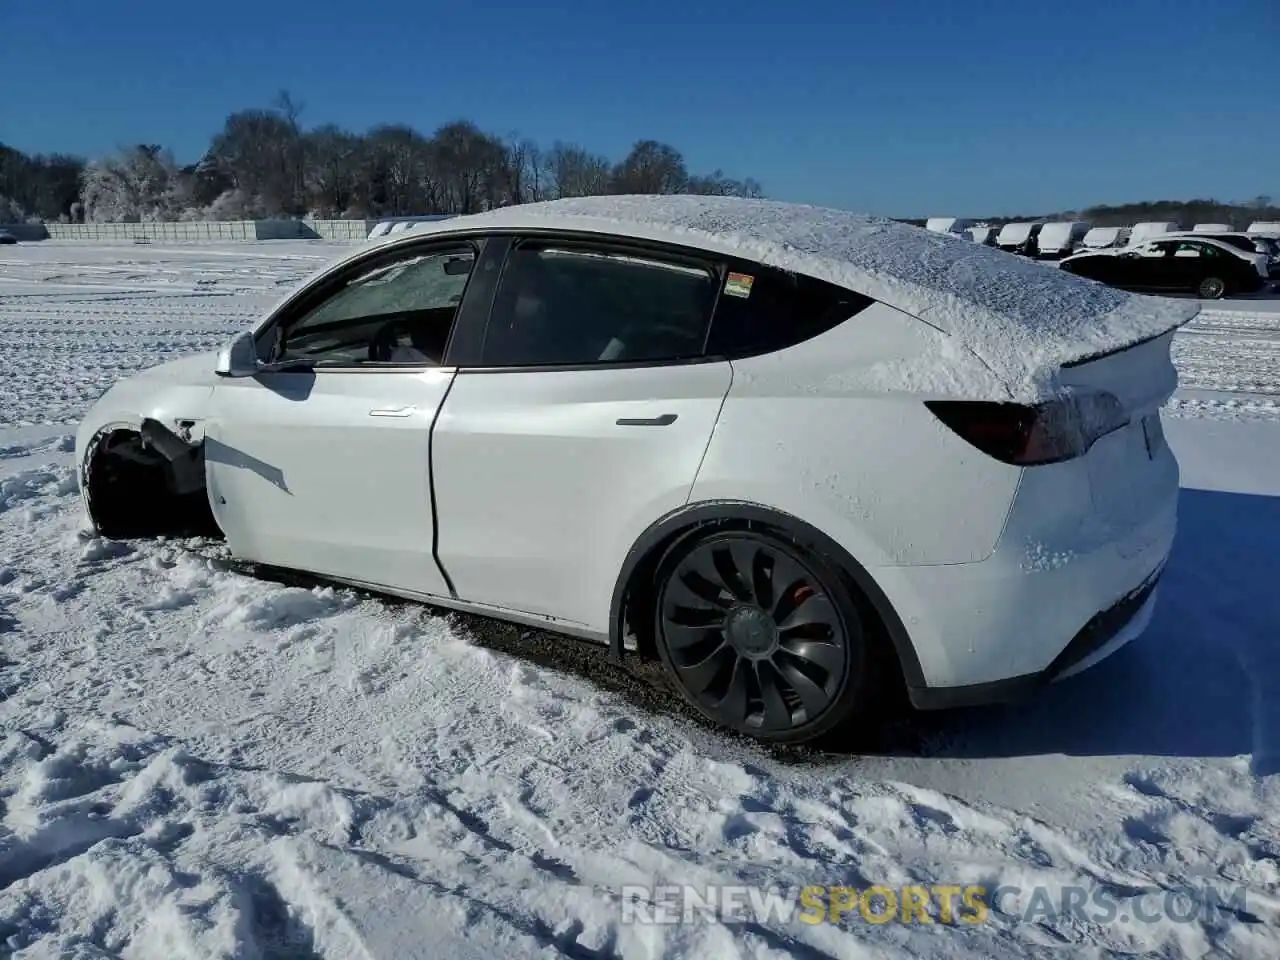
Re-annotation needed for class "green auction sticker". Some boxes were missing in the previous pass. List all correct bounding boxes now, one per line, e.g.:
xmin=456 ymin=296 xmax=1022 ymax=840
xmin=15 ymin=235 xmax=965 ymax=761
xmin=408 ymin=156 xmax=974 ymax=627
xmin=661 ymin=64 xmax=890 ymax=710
xmin=724 ymin=272 xmax=754 ymax=298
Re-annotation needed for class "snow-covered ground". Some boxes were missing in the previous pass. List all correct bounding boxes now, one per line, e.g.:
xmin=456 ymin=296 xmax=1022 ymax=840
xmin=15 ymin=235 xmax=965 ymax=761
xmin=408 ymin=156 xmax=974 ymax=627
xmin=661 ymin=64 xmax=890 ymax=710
xmin=1 ymin=242 xmax=1277 ymax=959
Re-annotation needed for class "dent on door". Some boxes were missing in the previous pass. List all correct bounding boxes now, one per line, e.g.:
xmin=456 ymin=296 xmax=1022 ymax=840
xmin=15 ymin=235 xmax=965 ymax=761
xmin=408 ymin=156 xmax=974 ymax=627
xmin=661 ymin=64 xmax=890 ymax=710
xmin=203 ymin=369 xmax=454 ymax=598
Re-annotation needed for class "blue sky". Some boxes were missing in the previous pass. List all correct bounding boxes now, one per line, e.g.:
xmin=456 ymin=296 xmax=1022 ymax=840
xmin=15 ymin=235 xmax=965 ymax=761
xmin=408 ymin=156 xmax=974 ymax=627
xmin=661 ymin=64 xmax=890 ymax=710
xmin=2 ymin=0 xmax=1276 ymax=216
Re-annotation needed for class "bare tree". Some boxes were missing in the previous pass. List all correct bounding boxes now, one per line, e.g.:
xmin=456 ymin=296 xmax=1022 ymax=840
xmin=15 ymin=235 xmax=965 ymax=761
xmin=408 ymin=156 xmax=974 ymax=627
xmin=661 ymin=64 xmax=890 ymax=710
xmin=610 ymin=140 xmax=688 ymax=194
xmin=208 ymin=109 xmax=299 ymax=213
xmin=305 ymin=124 xmax=364 ymax=216
xmin=10 ymin=102 xmax=766 ymax=221
xmin=80 ymin=144 xmax=185 ymax=221
xmin=687 ymin=169 xmax=764 ymax=198
xmin=273 ymin=90 xmax=307 ymax=213
xmin=547 ymin=141 xmax=611 ymax=199
xmin=432 ymin=120 xmax=505 ymax=214
xmin=0 ymin=143 xmax=85 ymax=220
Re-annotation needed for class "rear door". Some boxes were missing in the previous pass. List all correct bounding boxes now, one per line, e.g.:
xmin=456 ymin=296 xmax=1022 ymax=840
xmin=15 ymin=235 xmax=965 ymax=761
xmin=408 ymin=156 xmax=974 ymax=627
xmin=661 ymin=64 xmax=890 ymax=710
xmin=431 ymin=236 xmax=732 ymax=631
xmin=1122 ymin=241 xmax=1178 ymax=290
xmin=205 ymin=238 xmax=481 ymax=597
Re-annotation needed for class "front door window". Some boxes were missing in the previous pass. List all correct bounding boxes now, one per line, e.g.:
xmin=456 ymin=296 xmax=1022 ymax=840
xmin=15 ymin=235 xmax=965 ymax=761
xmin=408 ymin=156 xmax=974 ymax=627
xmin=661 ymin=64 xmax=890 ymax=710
xmin=269 ymin=246 xmax=476 ymax=365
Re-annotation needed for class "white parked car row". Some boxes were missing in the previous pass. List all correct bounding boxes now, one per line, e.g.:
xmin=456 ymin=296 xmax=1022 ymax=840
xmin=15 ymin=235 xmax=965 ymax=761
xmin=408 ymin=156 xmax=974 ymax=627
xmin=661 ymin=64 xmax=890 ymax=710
xmin=927 ymin=216 xmax=1280 ymax=264
xmin=76 ymin=196 xmax=1199 ymax=744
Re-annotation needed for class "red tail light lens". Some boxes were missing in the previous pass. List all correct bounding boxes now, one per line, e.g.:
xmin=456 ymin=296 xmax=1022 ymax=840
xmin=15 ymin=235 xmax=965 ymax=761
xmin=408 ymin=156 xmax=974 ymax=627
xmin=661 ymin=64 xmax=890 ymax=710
xmin=926 ymin=393 xmax=1129 ymax=466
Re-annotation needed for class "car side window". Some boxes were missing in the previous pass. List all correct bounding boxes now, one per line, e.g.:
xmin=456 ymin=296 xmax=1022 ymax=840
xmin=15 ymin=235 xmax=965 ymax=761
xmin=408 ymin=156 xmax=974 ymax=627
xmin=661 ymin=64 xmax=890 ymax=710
xmin=272 ymin=245 xmax=476 ymax=365
xmin=479 ymin=242 xmax=716 ymax=367
xmin=705 ymin=264 xmax=873 ymax=359
xmin=1174 ymin=242 xmax=1203 ymax=258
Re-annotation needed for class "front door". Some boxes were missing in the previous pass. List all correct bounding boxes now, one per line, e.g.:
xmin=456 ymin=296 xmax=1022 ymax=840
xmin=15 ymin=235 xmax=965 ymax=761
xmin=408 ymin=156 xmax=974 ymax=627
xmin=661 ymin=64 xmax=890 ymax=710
xmin=206 ymin=368 xmax=452 ymax=595
xmin=432 ymin=236 xmax=733 ymax=631
xmin=1136 ymin=241 xmax=1184 ymax=290
xmin=204 ymin=239 xmax=481 ymax=597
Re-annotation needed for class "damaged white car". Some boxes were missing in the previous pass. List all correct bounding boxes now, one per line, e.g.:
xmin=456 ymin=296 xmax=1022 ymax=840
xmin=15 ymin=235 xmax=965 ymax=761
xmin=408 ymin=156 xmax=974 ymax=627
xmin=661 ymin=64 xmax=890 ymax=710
xmin=76 ymin=196 xmax=1198 ymax=744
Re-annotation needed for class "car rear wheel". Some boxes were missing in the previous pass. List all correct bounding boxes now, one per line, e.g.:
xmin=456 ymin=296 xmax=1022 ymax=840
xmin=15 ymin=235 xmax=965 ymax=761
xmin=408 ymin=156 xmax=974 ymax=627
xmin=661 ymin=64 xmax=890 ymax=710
xmin=653 ymin=529 xmax=873 ymax=743
xmin=1198 ymin=276 xmax=1227 ymax=299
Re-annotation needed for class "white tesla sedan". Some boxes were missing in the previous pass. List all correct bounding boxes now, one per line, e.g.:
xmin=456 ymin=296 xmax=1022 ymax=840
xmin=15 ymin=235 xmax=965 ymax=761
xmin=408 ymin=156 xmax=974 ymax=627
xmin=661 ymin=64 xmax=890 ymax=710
xmin=75 ymin=196 xmax=1198 ymax=744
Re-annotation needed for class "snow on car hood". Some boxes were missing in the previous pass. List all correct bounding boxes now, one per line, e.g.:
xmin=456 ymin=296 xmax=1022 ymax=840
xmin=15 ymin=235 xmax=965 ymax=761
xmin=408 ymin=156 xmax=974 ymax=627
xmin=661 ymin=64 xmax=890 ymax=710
xmin=430 ymin=196 xmax=1199 ymax=402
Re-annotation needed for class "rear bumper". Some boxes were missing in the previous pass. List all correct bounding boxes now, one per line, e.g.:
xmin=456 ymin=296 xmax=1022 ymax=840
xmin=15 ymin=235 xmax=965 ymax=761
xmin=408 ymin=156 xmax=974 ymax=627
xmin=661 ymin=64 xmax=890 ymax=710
xmin=869 ymin=439 xmax=1179 ymax=704
xmin=908 ymin=566 xmax=1163 ymax=710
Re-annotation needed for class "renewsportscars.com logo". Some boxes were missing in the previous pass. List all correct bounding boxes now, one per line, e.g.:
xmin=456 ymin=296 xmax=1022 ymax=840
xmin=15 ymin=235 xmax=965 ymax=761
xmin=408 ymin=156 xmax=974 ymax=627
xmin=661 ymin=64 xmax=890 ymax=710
xmin=619 ymin=883 xmax=1253 ymax=927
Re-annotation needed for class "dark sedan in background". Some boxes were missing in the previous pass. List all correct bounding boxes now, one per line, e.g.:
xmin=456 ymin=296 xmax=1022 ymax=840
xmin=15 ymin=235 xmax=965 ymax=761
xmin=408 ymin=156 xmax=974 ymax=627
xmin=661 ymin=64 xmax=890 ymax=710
xmin=1060 ymin=236 xmax=1272 ymax=299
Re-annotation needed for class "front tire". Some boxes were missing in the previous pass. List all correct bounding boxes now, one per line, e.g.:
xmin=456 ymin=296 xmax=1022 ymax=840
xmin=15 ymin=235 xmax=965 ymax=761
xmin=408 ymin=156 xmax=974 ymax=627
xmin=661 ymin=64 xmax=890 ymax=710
xmin=652 ymin=529 xmax=875 ymax=743
xmin=1198 ymin=276 xmax=1227 ymax=299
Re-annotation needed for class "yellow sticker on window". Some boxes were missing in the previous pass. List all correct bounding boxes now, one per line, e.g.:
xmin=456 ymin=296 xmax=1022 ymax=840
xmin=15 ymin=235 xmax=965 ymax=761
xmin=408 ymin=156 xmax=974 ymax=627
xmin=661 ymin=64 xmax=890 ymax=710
xmin=724 ymin=272 xmax=754 ymax=298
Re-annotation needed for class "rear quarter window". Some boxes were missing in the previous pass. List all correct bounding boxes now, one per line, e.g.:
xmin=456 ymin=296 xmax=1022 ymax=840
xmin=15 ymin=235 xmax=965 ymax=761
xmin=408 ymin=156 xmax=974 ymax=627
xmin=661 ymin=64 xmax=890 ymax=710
xmin=705 ymin=264 xmax=873 ymax=359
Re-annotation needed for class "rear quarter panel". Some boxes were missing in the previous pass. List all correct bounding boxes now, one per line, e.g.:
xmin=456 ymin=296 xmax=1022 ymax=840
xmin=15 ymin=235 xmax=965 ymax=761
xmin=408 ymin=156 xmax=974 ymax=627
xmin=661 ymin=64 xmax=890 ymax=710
xmin=688 ymin=303 xmax=1023 ymax=568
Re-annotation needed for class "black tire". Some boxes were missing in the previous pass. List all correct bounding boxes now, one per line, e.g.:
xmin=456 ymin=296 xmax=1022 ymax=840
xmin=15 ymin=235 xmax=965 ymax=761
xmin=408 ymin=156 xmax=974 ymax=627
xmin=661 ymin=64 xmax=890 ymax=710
xmin=652 ymin=528 xmax=879 ymax=743
xmin=1198 ymin=276 xmax=1227 ymax=299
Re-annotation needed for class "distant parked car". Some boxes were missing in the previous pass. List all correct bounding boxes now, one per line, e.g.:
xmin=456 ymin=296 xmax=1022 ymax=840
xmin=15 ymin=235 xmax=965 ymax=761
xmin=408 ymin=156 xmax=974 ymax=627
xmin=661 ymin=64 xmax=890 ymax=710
xmin=995 ymin=222 xmax=1043 ymax=255
xmin=0 ymin=231 xmax=17 ymax=245
xmin=967 ymin=225 xmax=997 ymax=246
xmin=1127 ymin=222 xmax=1181 ymax=246
xmin=1081 ymin=226 xmax=1131 ymax=251
xmin=75 ymin=195 xmax=1195 ymax=744
xmin=1035 ymin=221 xmax=1092 ymax=259
xmin=925 ymin=217 xmax=974 ymax=236
xmin=1062 ymin=236 xmax=1270 ymax=299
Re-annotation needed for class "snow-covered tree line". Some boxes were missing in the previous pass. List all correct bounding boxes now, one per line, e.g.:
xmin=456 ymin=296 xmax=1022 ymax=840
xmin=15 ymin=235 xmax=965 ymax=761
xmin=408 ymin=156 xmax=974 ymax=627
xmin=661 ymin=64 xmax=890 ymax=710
xmin=1 ymin=92 xmax=763 ymax=224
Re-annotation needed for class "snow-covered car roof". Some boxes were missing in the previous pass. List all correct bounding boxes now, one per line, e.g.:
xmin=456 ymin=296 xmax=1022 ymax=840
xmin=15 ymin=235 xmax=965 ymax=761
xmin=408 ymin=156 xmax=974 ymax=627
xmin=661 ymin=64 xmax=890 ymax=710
xmin=391 ymin=195 xmax=1198 ymax=401
xmin=994 ymin=222 xmax=1041 ymax=244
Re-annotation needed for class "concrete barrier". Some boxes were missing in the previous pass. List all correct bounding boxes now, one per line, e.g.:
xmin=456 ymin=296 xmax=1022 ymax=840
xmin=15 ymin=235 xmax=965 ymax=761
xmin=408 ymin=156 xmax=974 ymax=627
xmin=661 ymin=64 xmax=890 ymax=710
xmin=5 ymin=219 xmax=376 ymax=242
xmin=42 ymin=221 xmax=261 ymax=241
xmin=304 ymin=219 xmax=377 ymax=240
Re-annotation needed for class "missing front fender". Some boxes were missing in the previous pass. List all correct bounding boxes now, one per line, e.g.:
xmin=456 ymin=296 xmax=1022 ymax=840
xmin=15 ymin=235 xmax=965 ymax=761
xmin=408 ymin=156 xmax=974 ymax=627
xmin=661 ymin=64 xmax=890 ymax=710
xmin=84 ymin=428 xmax=221 ymax=539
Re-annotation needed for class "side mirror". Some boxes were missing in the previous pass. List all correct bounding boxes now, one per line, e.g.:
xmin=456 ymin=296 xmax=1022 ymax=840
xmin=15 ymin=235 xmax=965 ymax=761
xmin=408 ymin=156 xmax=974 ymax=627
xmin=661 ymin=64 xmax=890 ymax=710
xmin=213 ymin=330 xmax=260 ymax=377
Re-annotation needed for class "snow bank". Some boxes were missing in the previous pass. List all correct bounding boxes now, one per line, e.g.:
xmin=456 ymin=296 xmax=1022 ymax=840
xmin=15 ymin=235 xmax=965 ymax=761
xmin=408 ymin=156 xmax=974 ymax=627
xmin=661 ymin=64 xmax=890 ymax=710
xmin=427 ymin=197 xmax=1199 ymax=402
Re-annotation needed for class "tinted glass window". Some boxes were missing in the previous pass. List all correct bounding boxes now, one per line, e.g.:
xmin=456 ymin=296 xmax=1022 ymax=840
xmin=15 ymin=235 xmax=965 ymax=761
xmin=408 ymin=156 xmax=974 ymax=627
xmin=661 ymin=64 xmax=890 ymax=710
xmin=706 ymin=265 xmax=873 ymax=359
xmin=1200 ymin=235 xmax=1254 ymax=253
xmin=277 ymin=246 xmax=474 ymax=364
xmin=480 ymin=243 xmax=716 ymax=366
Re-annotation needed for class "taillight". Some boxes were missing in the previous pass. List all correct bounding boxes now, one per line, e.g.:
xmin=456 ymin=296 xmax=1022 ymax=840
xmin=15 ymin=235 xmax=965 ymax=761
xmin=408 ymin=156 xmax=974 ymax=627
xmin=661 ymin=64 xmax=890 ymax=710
xmin=926 ymin=392 xmax=1129 ymax=466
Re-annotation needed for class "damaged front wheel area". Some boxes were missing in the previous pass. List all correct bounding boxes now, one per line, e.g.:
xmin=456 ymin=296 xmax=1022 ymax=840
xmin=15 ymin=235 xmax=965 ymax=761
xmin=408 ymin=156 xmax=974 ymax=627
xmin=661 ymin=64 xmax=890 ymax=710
xmin=82 ymin=421 xmax=222 ymax=540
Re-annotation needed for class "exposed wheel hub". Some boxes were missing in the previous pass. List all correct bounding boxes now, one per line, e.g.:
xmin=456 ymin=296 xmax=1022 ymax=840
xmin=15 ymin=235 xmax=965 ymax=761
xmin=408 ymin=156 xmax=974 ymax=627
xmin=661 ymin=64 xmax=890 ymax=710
xmin=724 ymin=604 xmax=778 ymax=657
